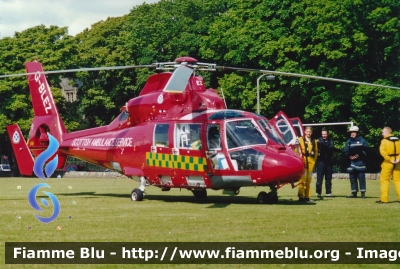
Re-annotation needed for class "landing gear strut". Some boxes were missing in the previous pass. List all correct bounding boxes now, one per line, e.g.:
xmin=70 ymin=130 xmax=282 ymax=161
xmin=192 ymin=189 xmax=207 ymax=199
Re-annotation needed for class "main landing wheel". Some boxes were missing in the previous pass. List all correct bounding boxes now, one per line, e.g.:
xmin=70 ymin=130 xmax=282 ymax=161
xmin=257 ymin=191 xmax=278 ymax=204
xmin=233 ymin=189 xmax=240 ymax=195
xmin=257 ymin=191 xmax=268 ymax=204
xmin=131 ymin=188 xmax=144 ymax=201
xmin=192 ymin=189 xmax=207 ymax=199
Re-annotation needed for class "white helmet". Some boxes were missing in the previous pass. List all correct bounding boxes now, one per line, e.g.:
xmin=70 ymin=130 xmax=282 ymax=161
xmin=348 ymin=126 xmax=359 ymax=132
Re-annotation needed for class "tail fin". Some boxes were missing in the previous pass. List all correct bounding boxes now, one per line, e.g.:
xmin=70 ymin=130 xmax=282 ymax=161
xmin=7 ymin=124 xmax=34 ymax=176
xmin=26 ymin=61 xmax=67 ymax=141
xmin=25 ymin=61 xmax=68 ymax=169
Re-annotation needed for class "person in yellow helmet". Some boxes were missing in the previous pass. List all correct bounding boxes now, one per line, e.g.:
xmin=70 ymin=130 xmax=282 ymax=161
xmin=376 ymin=127 xmax=400 ymax=204
xmin=297 ymin=126 xmax=318 ymax=203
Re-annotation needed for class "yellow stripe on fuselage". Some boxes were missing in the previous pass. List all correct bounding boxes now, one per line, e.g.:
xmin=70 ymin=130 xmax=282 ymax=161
xmin=146 ymin=152 xmax=208 ymax=172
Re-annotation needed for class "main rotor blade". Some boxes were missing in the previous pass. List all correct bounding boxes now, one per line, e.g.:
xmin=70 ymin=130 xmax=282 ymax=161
xmin=217 ymin=66 xmax=400 ymax=90
xmin=163 ymin=64 xmax=194 ymax=93
xmin=0 ymin=65 xmax=155 ymax=79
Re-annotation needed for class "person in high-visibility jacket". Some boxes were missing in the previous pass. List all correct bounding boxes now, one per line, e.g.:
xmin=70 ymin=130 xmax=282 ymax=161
xmin=297 ymin=126 xmax=318 ymax=203
xmin=377 ymin=127 xmax=400 ymax=203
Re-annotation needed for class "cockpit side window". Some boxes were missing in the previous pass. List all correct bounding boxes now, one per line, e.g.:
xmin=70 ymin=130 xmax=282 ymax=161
xmin=274 ymin=115 xmax=296 ymax=145
xmin=207 ymin=124 xmax=221 ymax=150
xmin=225 ymin=120 xmax=266 ymax=149
xmin=258 ymin=120 xmax=285 ymax=145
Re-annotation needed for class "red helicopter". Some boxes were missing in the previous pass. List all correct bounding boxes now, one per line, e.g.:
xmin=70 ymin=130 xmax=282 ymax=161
xmin=5 ymin=56 xmax=399 ymax=204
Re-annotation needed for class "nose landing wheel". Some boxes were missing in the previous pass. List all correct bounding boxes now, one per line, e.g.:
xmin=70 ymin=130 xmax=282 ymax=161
xmin=131 ymin=188 xmax=144 ymax=201
xmin=130 ymin=176 xmax=147 ymax=201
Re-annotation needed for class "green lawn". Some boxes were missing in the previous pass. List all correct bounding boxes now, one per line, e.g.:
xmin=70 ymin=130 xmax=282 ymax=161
xmin=1 ymin=176 xmax=400 ymax=269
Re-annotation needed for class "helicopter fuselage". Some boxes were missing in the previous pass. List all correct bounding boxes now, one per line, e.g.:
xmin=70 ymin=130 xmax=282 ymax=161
xmin=55 ymin=108 xmax=304 ymax=191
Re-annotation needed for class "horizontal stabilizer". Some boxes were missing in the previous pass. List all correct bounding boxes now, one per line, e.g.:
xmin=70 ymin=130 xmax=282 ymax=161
xmin=7 ymin=124 xmax=34 ymax=176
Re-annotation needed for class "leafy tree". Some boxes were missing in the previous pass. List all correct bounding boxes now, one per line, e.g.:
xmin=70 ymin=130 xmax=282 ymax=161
xmin=0 ymin=25 xmax=79 ymax=156
xmin=73 ymin=0 xmax=230 ymax=127
xmin=74 ymin=16 xmax=129 ymax=127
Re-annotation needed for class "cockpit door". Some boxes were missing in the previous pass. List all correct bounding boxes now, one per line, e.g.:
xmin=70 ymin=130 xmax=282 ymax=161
xmin=289 ymin=117 xmax=304 ymax=137
xmin=269 ymin=111 xmax=298 ymax=146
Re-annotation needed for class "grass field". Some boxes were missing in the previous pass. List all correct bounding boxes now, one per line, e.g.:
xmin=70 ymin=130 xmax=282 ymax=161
xmin=1 ymin=176 xmax=400 ymax=269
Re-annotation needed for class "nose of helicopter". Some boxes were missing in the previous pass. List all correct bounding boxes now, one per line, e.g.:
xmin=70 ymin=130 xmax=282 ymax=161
xmin=262 ymin=148 xmax=304 ymax=183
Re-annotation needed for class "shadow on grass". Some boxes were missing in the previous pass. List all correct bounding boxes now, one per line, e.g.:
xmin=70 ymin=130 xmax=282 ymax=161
xmin=58 ymin=192 xmax=127 ymax=198
xmin=56 ymin=191 xmax=317 ymax=206
xmin=145 ymin=195 xmax=317 ymax=206
xmin=323 ymin=194 xmax=380 ymax=199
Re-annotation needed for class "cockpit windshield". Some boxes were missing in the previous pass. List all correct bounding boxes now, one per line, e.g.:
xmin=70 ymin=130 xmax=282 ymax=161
xmin=225 ymin=120 xmax=267 ymax=149
xmin=258 ymin=120 xmax=286 ymax=146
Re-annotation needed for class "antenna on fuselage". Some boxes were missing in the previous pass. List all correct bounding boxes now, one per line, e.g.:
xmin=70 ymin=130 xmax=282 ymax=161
xmin=220 ymin=88 xmax=228 ymax=109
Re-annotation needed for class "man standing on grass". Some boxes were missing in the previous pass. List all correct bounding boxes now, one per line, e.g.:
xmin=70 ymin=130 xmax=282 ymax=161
xmin=376 ymin=127 xmax=400 ymax=204
xmin=316 ymin=128 xmax=334 ymax=198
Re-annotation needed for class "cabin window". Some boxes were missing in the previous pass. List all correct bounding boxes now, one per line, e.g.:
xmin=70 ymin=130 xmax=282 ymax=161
xmin=154 ymin=124 xmax=169 ymax=147
xmin=119 ymin=110 xmax=129 ymax=121
xmin=175 ymin=124 xmax=202 ymax=149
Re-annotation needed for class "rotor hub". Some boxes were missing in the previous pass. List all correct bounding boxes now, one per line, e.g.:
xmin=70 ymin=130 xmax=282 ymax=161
xmin=175 ymin=57 xmax=198 ymax=64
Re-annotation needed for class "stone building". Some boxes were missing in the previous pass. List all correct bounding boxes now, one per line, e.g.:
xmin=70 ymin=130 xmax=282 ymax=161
xmin=60 ymin=78 xmax=78 ymax=102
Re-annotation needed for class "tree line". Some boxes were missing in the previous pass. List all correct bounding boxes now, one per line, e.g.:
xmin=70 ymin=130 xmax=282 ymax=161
xmin=0 ymin=0 xmax=399 ymax=172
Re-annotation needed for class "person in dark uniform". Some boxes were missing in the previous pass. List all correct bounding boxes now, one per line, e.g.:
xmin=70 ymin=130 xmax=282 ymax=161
xmin=344 ymin=126 xmax=369 ymax=198
xmin=316 ymin=128 xmax=334 ymax=198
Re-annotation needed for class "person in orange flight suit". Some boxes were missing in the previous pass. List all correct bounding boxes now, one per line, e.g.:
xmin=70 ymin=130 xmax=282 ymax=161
xmin=376 ymin=127 xmax=400 ymax=204
xmin=297 ymin=126 xmax=318 ymax=203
